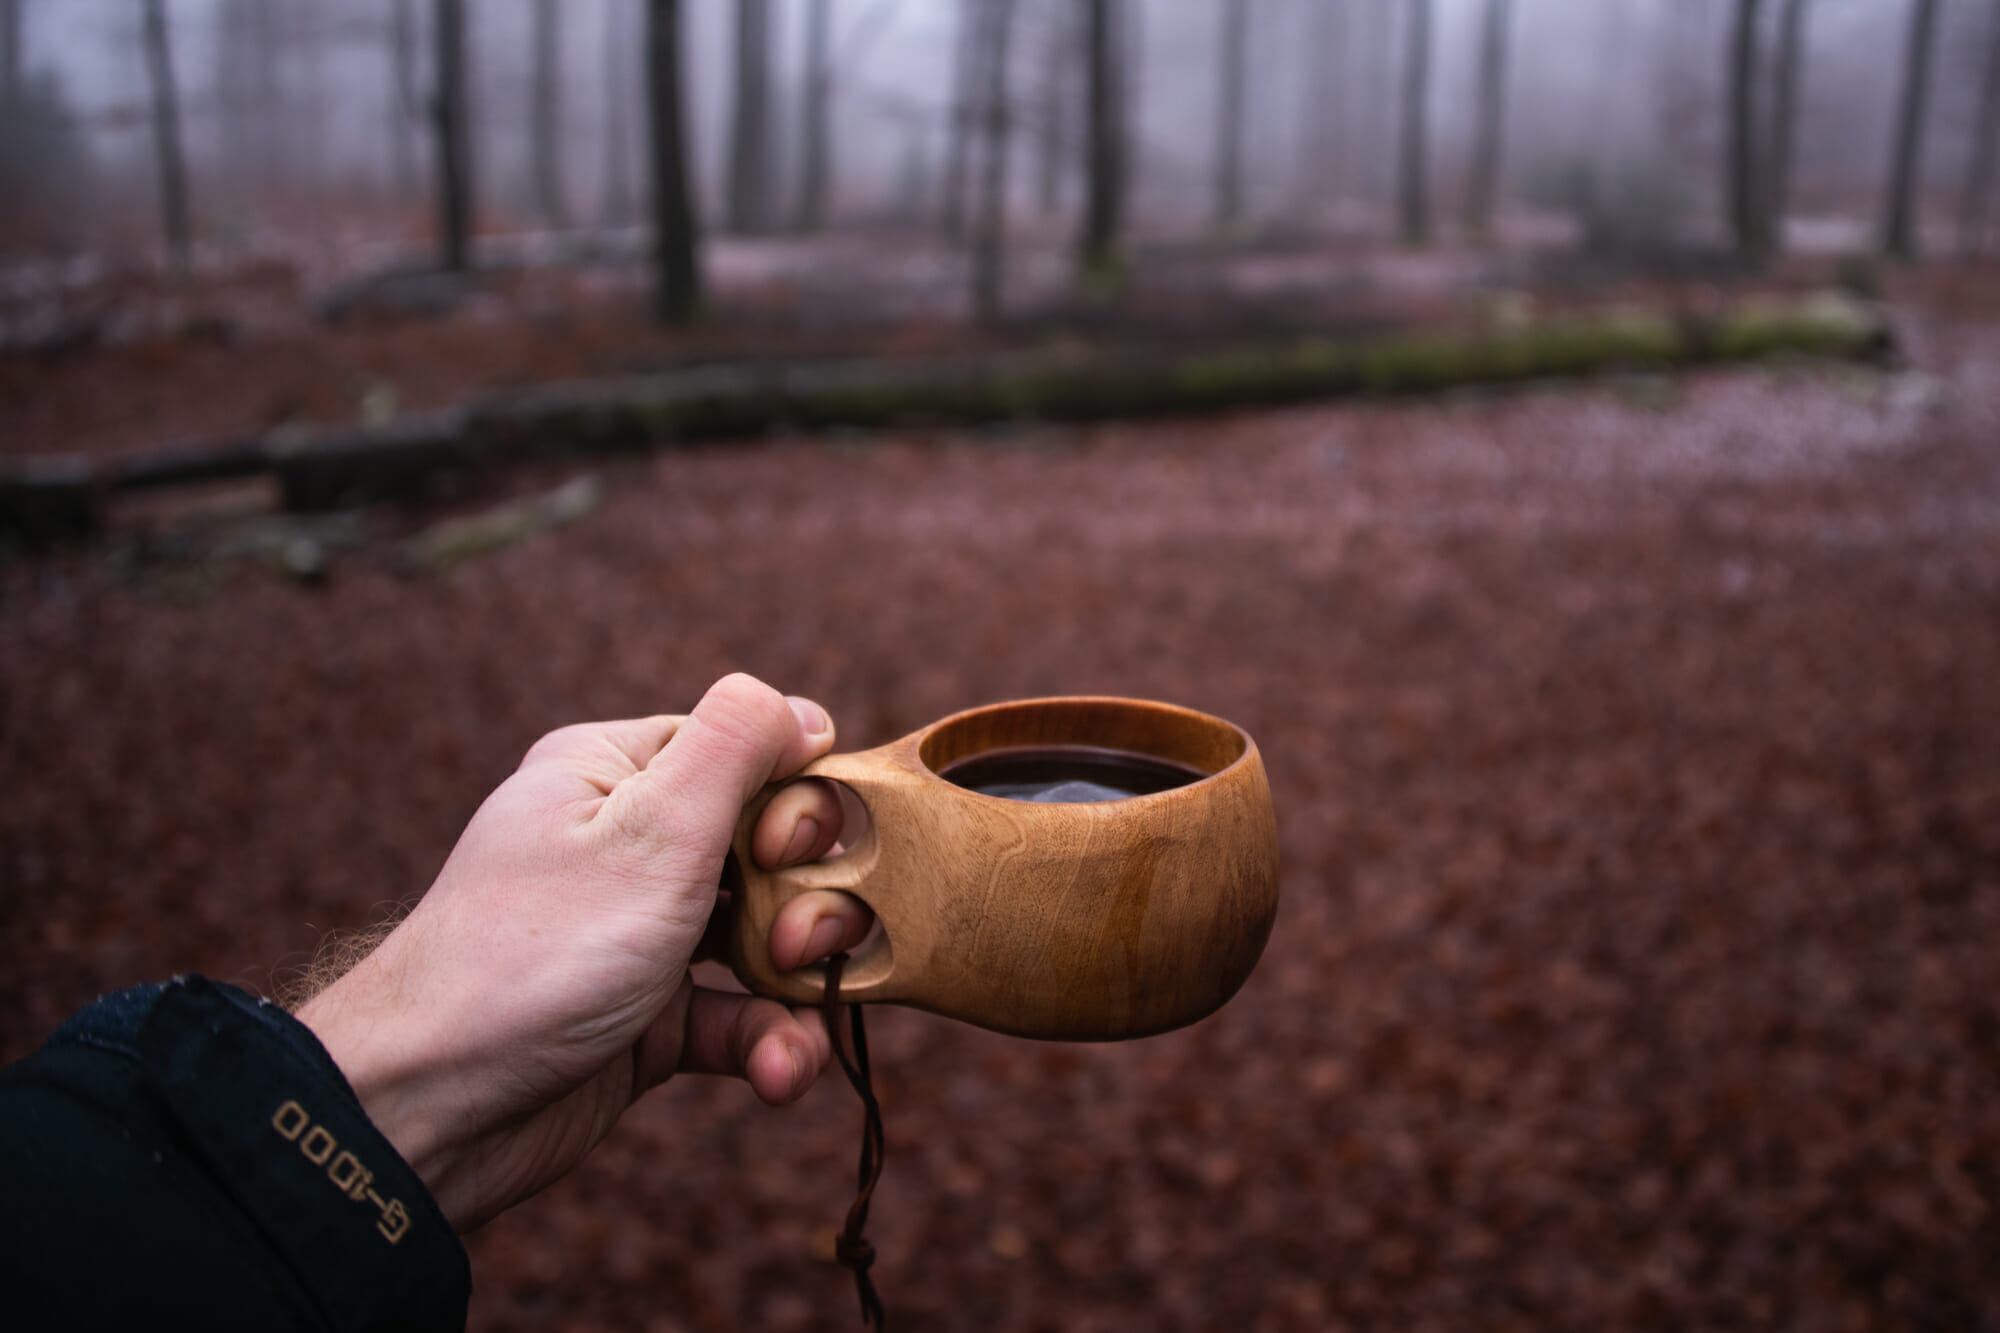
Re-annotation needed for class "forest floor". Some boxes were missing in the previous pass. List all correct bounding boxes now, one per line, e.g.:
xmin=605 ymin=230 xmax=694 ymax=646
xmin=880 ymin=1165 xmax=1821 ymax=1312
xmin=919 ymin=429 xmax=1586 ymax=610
xmin=2 ymin=245 xmax=1998 ymax=1330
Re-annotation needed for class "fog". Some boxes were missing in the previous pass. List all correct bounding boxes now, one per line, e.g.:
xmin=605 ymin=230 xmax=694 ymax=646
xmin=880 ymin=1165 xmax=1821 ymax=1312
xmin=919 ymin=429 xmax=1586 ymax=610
xmin=6 ymin=13 xmax=2000 ymax=1326
xmin=5 ymin=0 xmax=1997 ymax=265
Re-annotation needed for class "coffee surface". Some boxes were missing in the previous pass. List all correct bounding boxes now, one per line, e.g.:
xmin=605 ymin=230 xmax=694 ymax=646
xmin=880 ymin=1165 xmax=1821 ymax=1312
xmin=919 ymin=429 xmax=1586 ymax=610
xmin=939 ymin=745 xmax=1206 ymax=803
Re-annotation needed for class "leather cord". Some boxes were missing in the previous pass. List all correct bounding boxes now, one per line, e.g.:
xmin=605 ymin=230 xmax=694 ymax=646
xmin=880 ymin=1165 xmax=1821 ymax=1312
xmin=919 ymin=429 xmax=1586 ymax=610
xmin=822 ymin=953 xmax=886 ymax=1329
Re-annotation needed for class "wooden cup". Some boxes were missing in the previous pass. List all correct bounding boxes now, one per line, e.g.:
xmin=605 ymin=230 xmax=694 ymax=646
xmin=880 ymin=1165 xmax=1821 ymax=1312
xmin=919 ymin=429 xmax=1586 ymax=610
xmin=727 ymin=697 xmax=1279 ymax=1040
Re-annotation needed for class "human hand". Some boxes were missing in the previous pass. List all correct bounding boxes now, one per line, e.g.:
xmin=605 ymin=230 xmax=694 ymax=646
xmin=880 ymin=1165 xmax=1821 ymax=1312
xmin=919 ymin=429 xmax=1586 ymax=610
xmin=297 ymin=674 xmax=874 ymax=1231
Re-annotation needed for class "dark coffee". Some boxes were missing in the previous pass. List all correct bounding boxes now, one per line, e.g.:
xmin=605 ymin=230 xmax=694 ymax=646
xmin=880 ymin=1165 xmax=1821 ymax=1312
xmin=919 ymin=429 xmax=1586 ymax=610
xmin=940 ymin=745 xmax=1206 ymax=803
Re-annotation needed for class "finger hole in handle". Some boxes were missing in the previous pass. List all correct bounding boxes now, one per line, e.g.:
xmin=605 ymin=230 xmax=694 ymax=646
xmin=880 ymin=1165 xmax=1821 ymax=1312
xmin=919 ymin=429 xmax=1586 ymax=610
xmin=732 ymin=777 xmax=890 ymax=1002
xmin=796 ymin=917 xmax=895 ymax=999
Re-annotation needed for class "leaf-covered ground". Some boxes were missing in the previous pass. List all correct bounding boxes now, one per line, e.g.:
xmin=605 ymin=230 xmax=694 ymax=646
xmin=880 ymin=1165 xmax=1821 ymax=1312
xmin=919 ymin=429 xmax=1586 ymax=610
xmin=4 ymin=272 xmax=1997 ymax=1331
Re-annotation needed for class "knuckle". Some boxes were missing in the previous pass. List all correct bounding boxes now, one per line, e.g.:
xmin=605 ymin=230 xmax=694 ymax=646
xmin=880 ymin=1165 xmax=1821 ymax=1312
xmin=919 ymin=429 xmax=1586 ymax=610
xmin=690 ymin=675 xmax=794 ymax=757
xmin=710 ymin=672 xmax=790 ymax=725
xmin=730 ymin=1003 xmax=772 ymax=1071
xmin=520 ymin=721 xmax=591 ymax=768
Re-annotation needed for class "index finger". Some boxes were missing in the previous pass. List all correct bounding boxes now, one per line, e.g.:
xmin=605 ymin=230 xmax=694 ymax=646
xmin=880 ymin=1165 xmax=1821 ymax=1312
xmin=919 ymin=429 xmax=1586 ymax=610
xmin=517 ymin=714 xmax=685 ymax=777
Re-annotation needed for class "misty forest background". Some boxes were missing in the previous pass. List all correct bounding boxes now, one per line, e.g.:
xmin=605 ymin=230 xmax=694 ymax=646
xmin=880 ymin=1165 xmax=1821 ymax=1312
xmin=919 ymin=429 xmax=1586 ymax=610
xmin=7 ymin=6 xmax=2000 ymax=1331
xmin=4 ymin=0 xmax=2000 ymax=331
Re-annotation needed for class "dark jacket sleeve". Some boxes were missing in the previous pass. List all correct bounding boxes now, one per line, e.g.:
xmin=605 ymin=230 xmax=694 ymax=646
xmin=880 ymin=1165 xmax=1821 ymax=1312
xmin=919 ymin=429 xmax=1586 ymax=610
xmin=0 ymin=974 xmax=470 ymax=1332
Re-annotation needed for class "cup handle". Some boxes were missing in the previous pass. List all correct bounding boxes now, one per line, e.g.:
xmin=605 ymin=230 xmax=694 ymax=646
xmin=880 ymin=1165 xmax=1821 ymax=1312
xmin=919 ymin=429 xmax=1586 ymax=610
xmin=726 ymin=747 xmax=908 ymax=1006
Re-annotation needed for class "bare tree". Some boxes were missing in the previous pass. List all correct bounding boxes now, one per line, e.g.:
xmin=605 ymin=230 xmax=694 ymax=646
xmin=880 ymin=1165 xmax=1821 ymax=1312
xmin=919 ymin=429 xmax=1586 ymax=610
xmin=941 ymin=0 xmax=977 ymax=241
xmin=603 ymin=0 xmax=635 ymax=224
xmin=726 ymin=0 xmax=774 ymax=235
xmin=531 ymin=0 xmax=568 ymax=228
xmin=1374 ymin=0 xmax=1401 ymax=205
xmin=1078 ymin=0 xmax=1124 ymax=287
xmin=433 ymin=0 xmax=473 ymax=272
xmin=1587 ymin=0 xmax=1633 ymax=182
xmin=1463 ymin=0 xmax=1512 ymax=244
xmin=796 ymin=0 xmax=832 ymax=231
xmin=1661 ymin=0 xmax=1721 ymax=199
xmin=1883 ymin=0 xmax=1941 ymax=259
xmin=1961 ymin=0 xmax=2000 ymax=257
xmin=389 ymin=0 xmax=422 ymax=197
xmin=971 ymin=0 xmax=1017 ymax=324
xmin=648 ymin=0 xmax=700 ymax=322
xmin=1 ymin=0 xmax=21 ymax=111
xmin=1766 ymin=0 xmax=1812 ymax=248
xmin=1214 ymin=0 xmax=1248 ymax=230
xmin=1397 ymin=0 xmax=1432 ymax=246
xmin=140 ymin=0 xmax=192 ymax=273
xmin=1726 ymin=0 xmax=1768 ymax=257
xmin=1300 ymin=0 xmax=1346 ymax=212
xmin=254 ymin=0 xmax=282 ymax=181
xmin=301 ymin=3 xmax=331 ymax=192
xmin=1118 ymin=0 xmax=1141 ymax=192
xmin=214 ymin=0 xmax=271 ymax=200
xmin=1036 ymin=0 xmax=1071 ymax=215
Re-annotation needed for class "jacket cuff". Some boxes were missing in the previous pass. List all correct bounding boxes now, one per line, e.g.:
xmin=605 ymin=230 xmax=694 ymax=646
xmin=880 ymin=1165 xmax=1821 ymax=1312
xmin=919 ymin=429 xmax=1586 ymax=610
xmin=114 ymin=975 xmax=470 ymax=1330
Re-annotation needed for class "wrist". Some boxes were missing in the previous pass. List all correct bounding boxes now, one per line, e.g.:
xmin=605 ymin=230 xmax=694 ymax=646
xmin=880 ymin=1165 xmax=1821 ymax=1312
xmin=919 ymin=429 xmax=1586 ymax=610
xmin=296 ymin=966 xmax=463 ymax=1217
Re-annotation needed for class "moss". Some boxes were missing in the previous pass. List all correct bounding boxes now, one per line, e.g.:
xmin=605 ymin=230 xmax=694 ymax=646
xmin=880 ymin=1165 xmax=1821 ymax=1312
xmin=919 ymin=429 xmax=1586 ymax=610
xmin=789 ymin=385 xmax=914 ymax=429
xmin=1078 ymin=253 xmax=1129 ymax=302
xmin=1835 ymin=254 xmax=1884 ymax=301
xmin=1355 ymin=337 xmax=1462 ymax=393
xmin=405 ymin=476 xmax=601 ymax=572
xmin=1708 ymin=293 xmax=1883 ymax=363
xmin=240 ymin=290 xmax=1893 ymax=514
xmin=1494 ymin=311 xmax=1681 ymax=381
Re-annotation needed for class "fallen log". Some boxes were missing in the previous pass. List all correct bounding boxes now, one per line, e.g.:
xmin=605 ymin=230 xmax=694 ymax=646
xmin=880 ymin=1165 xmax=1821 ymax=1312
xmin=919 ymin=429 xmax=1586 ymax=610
xmin=0 ymin=456 xmax=96 ymax=549
xmin=0 ymin=291 xmax=1896 ymax=535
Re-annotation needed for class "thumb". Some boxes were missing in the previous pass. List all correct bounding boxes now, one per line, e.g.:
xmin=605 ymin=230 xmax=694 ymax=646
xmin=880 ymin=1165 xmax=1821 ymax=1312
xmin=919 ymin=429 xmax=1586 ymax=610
xmin=611 ymin=674 xmax=834 ymax=853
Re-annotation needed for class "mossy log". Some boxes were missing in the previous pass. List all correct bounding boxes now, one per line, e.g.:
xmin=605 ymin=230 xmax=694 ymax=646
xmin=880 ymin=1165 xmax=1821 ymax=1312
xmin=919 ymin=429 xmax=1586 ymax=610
xmin=447 ymin=291 xmax=1888 ymax=491
xmin=0 ymin=292 xmax=1895 ymax=531
xmin=0 ymin=456 xmax=98 ymax=547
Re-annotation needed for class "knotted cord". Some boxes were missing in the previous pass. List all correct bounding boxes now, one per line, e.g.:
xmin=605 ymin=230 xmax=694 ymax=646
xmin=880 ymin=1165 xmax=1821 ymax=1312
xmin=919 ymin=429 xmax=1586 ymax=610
xmin=821 ymin=952 xmax=886 ymax=1329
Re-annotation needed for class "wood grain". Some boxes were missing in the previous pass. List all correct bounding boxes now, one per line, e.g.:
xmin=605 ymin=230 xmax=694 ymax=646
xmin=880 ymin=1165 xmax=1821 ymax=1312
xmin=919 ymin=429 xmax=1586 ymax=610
xmin=728 ymin=698 xmax=1279 ymax=1040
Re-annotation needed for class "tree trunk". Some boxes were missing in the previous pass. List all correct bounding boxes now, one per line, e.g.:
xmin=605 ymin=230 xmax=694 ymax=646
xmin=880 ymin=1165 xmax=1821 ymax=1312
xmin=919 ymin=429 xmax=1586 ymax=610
xmin=1 ymin=0 xmax=21 ymax=111
xmin=1463 ymin=0 xmax=1512 ymax=244
xmin=214 ymin=0 xmax=255 ymax=198
xmin=1766 ymin=0 xmax=1811 ymax=249
xmin=254 ymin=0 xmax=282 ymax=181
xmin=796 ymin=0 xmax=832 ymax=232
xmin=1883 ymin=0 xmax=1941 ymax=259
xmin=303 ymin=4 xmax=331 ymax=194
xmin=971 ymin=0 xmax=1017 ymax=325
xmin=389 ymin=0 xmax=422 ymax=197
xmin=1214 ymin=0 xmax=1248 ymax=230
xmin=1397 ymin=0 xmax=1432 ymax=246
xmin=1370 ymin=0 xmax=1395 ymax=205
xmin=1119 ymin=0 xmax=1141 ymax=186
xmin=647 ymin=0 xmax=700 ymax=323
xmin=942 ymin=0 xmax=977 ymax=241
xmin=726 ymin=0 xmax=773 ymax=235
xmin=1078 ymin=0 xmax=1124 ymax=286
xmin=531 ymin=0 xmax=567 ymax=228
xmin=1588 ymin=0 xmax=1632 ymax=183
xmin=1726 ymin=0 xmax=1766 ymax=257
xmin=140 ymin=0 xmax=192 ymax=273
xmin=1960 ymin=0 xmax=2000 ymax=257
xmin=433 ymin=0 xmax=472 ymax=272
xmin=1036 ymin=1 xmax=1070 ymax=215
xmin=1301 ymin=0 xmax=1345 ymax=212
xmin=603 ymin=0 xmax=635 ymax=225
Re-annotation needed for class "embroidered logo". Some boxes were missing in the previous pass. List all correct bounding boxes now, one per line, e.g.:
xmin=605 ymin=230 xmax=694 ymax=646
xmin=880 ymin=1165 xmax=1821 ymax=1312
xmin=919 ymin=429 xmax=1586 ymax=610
xmin=271 ymin=1099 xmax=411 ymax=1244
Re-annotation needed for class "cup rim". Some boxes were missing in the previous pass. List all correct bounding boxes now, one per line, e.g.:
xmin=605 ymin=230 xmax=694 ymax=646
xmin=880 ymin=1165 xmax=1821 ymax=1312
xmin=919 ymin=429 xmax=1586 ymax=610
xmin=913 ymin=696 xmax=1253 ymax=797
